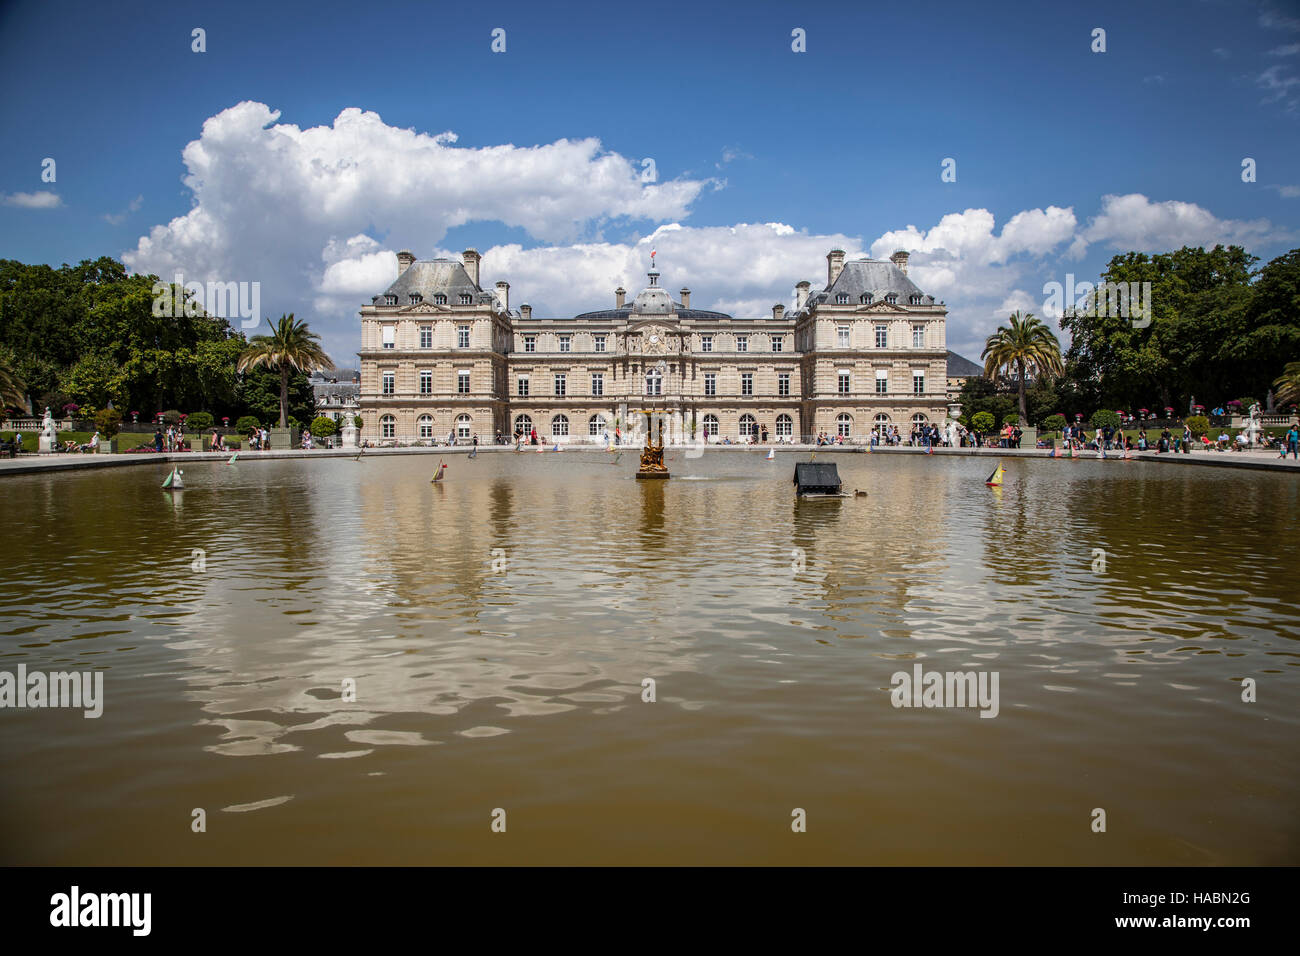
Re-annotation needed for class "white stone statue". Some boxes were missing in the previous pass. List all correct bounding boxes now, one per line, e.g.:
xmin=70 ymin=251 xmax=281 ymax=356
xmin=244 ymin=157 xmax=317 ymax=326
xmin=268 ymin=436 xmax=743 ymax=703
xmin=340 ymin=408 xmax=358 ymax=448
xmin=38 ymin=406 xmax=56 ymax=454
xmin=1245 ymin=403 xmax=1262 ymax=448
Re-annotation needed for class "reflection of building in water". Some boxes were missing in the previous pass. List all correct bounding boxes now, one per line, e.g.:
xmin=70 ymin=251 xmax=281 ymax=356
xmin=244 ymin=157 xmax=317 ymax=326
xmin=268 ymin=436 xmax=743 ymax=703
xmin=358 ymin=247 xmax=953 ymax=446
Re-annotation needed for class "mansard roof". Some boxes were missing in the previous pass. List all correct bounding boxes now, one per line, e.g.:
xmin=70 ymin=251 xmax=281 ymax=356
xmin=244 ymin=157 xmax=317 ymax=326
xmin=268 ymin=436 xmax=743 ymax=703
xmin=814 ymin=258 xmax=930 ymax=305
xmin=378 ymin=259 xmax=490 ymax=303
xmin=947 ymin=350 xmax=983 ymax=378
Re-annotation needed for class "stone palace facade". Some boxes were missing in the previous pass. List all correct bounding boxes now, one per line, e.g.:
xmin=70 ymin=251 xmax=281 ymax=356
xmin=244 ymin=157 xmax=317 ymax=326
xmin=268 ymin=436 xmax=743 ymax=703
xmin=357 ymin=247 xmax=952 ymax=444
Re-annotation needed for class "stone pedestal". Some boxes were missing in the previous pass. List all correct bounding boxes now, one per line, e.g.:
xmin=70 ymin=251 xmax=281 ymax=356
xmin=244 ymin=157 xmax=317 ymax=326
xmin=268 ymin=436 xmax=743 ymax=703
xmin=269 ymin=427 xmax=294 ymax=450
xmin=340 ymin=418 xmax=358 ymax=448
xmin=1020 ymin=426 xmax=1037 ymax=449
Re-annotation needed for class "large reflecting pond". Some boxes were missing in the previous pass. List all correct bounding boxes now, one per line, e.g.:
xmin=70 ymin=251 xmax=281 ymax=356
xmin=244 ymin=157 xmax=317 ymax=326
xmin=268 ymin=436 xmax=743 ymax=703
xmin=0 ymin=449 xmax=1296 ymax=864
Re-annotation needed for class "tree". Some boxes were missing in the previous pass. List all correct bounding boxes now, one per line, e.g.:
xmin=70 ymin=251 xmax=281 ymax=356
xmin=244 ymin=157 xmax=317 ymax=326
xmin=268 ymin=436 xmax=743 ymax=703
xmin=1089 ymin=409 xmax=1121 ymax=430
xmin=93 ymin=407 xmax=122 ymax=437
xmin=237 ymin=314 xmax=332 ymax=428
xmin=235 ymin=415 xmax=261 ymax=436
xmin=971 ymin=411 xmax=995 ymax=433
xmin=310 ymin=415 xmax=338 ymax=438
xmin=981 ymin=311 xmax=1064 ymax=424
xmin=187 ymin=411 xmax=213 ymax=431
xmin=1042 ymin=414 xmax=1067 ymax=434
xmin=0 ymin=350 xmax=25 ymax=411
xmin=238 ymin=365 xmax=315 ymax=429
xmin=1274 ymin=360 xmax=1300 ymax=410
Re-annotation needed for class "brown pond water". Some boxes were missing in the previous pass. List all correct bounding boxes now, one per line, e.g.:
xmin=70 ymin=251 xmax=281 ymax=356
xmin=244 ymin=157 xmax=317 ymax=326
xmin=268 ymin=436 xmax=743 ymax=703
xmin=0 ymin=450 xmax=1296 ymax=864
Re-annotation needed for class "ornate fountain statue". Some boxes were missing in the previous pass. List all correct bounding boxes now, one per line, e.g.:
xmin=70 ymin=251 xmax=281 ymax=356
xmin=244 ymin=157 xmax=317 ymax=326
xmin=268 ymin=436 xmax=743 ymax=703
xmin=946 ymin=402 xmax=963 ymax=448
xmin=340 ymin=400 xmax=359 ymax=448
xmin=38 ymin=406 xmax=56 ymax=454
xmin=1245 ymin=403 xmax=1262 ymax=448
xmin=635 ymin=409 xmax=669 ymax=479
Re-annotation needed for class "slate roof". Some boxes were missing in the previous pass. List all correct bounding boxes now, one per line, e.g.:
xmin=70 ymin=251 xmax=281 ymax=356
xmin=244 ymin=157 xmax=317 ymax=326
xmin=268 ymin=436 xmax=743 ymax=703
xmin=809 ymin=258 xmax=932 ymax=307
xmin=376 ymin=259 xmax=492 ymax=304
xmin=947 ymin=350 xmax=983 ymax=378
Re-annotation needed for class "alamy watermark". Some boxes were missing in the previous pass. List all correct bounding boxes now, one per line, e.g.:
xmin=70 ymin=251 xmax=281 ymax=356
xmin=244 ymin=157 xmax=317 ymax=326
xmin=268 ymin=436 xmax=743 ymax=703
xmin=1043 ymin=275 xmax=1151 ymax=328
xmin=151 ymin=272 xmax=261 ymax=328
xmin=0 ymin=665 xmax=103 ymax=718
xmin=890 ymin=664 xmax=999 ymax=718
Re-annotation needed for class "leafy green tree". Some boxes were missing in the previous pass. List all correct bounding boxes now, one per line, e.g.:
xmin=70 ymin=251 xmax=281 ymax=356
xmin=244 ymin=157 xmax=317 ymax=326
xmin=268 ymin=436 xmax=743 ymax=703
xmin=1274 ymin=360 xmax=1300 ymax=410
xmin=1090 ymin=409 xmax=1121 ymax=430
xmin=187 ymin=411 xmax=213 ymax=431
xmin=235 ymin=415 xmax=261 ymax=436
xmin=93 ymin=407 xmax=122 ymax=437
xmin=1042 ymin=414 xmax=1067 ymax=434
xmin=1185 ymin=415 xmax=1210 ymax=436
xmin=237 ymin=314 xmax=332 ymax=428
xmin=238 ymin=365 xmax=315 ymax=428
xmin=0 ymin=349 xmax=25 ymax=410
xmin=310 ymin=415 xmax=338 ymax=438
xmin=64 ymin=352 xmax=126 ymax=410
xmin=981 ymin=311 xmax=1064 ymax=424
xmin=971 ymin=411 xmax=995 ymax=432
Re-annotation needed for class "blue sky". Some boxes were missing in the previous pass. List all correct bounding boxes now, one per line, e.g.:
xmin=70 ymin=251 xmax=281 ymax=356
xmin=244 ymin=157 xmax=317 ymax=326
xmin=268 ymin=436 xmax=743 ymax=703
xmin=1 ymin=0 xmax=1297 ymax=362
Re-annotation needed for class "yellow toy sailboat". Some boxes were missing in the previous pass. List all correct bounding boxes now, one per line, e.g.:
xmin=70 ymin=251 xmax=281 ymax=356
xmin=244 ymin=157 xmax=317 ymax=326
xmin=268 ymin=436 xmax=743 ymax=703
xmin=985 ymin=462 xmax=1005 ymax=486
xmin=431 ymin=460 xmax=447 ymax=483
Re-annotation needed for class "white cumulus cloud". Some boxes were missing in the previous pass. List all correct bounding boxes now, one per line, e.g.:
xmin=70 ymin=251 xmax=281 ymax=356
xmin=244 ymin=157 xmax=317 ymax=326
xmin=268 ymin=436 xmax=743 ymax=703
xmin=4 ymin=190 xmax=61 ymax=209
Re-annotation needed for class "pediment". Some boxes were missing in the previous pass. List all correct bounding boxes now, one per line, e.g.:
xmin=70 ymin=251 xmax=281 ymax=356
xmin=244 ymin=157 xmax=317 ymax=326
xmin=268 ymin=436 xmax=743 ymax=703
xmin=402 ymin=302 xmax=451 ymax=314
xmin=858 ymin=301 xmax=908 ymax=314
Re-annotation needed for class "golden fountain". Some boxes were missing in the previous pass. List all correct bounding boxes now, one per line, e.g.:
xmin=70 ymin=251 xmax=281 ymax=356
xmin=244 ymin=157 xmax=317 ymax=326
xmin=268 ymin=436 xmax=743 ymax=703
xmin=634 ymin=408 xmax=669 ymax=480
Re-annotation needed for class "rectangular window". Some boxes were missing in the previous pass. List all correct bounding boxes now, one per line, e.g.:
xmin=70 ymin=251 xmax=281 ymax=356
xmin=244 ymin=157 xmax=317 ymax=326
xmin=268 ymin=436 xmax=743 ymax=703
xmin=419 ymin=370 xmax=432 ymax=395
xmin=778 ymin=372 xmax=790 ymax=396
xmin=771 ymin=336 xmax=783 ymax=352
xmin=524 ymin=335 xmax=536 ymax=353
xmin=594 ymin=335 xmax=606 ymax=353
xmin=704 ymin=373 xmax=716 ymax=396
xmin=554 ymin=374 xmax=566 ymax=396
xmin=876 ymin=369 xmax=889 ymax=394
xmin=382 ymin=371 xmax=395 ymax=395
xmin=517 ymin=377 xmax=529 ymax=397
xmin=591 ymin=373 xmax=604 ymax=396
xmin=457 ymin=325 xmax=470 ymax=349
xmin=381 ymin=325 xmax=395 ymax=349
xmin=701 ymin=335 xmax=713 ymax=353
xmin=458 ymin=371 xmax=470 ymax=394
xmin=741 ymin=373 xmax=753 ymax=396
xmin=838 ymin=372 xmax=851 ymax=395
xmin=735 ymin=335 xmax=748 ymax=352
xmin=913 ymin=372 xmax=925 ymax=395
xmin=838 ymin=326 xmax=850 ymax=348
xmin=420 ymin=326 xmax=432 ymax=349
xmin=913 ymin=325 xmax=925 ymax=349
xmin=875 ymin=325 xmax=887 ymax=349
xmin=559 ymin=335 xmax=571 ymax=353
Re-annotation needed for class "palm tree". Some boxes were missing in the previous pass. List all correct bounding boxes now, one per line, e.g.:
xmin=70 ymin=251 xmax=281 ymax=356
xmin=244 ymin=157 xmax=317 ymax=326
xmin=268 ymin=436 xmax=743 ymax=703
xmin=237 ymin=314 xmax=333 ymax=428
xmin=1274 ymin=360 xmax=1300 ymax=411
xmin=0 ymin=354 xmax=26 ymax=412
xmin=981 ymin=311 xmax=1064 ymax=424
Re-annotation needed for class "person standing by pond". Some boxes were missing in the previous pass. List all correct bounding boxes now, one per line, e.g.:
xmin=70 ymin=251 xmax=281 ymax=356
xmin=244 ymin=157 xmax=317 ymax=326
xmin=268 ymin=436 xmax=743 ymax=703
xmin=154 ymin=427 xmax=164 ymax=452
xmin=1284 ymin=423 xmax=1299 ymax=460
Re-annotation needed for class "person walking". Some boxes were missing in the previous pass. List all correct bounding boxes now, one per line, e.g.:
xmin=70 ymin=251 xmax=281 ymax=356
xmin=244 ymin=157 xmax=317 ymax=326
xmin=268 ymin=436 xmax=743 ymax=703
xmin=1285 ymin=423 xmax=1299 ymax=460
xmin=154 ymin=427 xmax=164 ymax=452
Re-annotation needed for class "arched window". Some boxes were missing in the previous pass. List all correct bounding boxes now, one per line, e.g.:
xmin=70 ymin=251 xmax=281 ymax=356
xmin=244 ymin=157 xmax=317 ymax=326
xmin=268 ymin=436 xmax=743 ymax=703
xmin=912 ymin=413 xmax=928 ymax=424
xmin=588 ymin=414 xmax=607 ymax=436
xmin=380 ymin=414 xmax=396 ymax=439
xmin=551 ymin=414 xmax=569 ymax=437
xmin=417 ymin=414 xmax=434 ymax=439
xmin=739 ymin=414 xmax=757 ymax=438
xmin=514 ymin=414 xmax=533 ymax=436
xmin=456 ymin=414 xmax=473 ymax=439
xmin=836 ymin=413 xmax=852 ymax=437
xmin=775 ymin=414 xmax=793 ymax=437
xmin=702 ymin=414 xmax=719 ymax=438
xmin=874 ymin=413 xmax=891 ymax=425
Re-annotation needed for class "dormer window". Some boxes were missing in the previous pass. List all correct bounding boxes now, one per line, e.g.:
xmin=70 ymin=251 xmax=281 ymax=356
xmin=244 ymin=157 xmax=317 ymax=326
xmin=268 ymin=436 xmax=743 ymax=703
xmin=885 ymin=294 xmax=898 ymax=305
xmin=433 ymin=294 xmax=447 ymax=305
xmin=861 ymin=294 xmax=872 ymax=304
xmin=459 ymin=294 xmax=472 ymax=305
xmin=384 ymin=295 xmax=398 ymax=306
xmin=836 ymin=294 xmax=849 ymax=305
xmin=909 ymin=294 xmax=922 ymax=305
xmin=409 ymin=294 xmax=422 ymax=305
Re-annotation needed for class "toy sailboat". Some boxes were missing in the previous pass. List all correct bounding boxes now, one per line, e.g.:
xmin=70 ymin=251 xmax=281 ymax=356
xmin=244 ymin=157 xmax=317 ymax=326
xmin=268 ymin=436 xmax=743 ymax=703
xmin=985 ymin=462 xmax=1004 ymax=487
xmin=553 ymin=443 xmax=561 ymax=452
xmin=162 ymin=467 xmax=184 ymax=490
xmin=227 ymin=453 xmax=238 ymax=464
xmin=431 ymin=460 xmax=447 ymax=483
xmin=766 ymin=447 xmax=775 ymax=460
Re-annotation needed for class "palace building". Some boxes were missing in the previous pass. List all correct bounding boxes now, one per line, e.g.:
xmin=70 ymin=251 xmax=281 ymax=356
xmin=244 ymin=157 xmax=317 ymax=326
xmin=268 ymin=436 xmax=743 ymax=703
xmin=357 ymin=247 xmax=952 ymax=444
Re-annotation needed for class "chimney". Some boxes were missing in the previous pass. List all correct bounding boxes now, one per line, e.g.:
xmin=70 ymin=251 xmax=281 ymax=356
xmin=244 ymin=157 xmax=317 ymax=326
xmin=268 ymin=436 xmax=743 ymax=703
xmin=890 ymin=250 xmax=909 ymax=276
xmin=827 ymin=248 xmax=846 ymax=287
xmin=520 ymin=304 xmax=532 ymax=320
xmin=680 ymin=288 xmax=691 ymax=310
xmin=462 ymin=248 xmax=481 ymax=288
xmin=495 ymin=280 xmax=510 ymax=312
xmin=795 ymin=280 xmax=811 ymax=312
xmin=615 ymin=286 xmax=627 ymax=309
xmin=396 ymin=250 xmax=416 ymax=275
xmin=772 ymin=303 xmax=785 ymax=321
